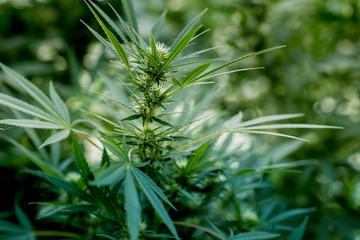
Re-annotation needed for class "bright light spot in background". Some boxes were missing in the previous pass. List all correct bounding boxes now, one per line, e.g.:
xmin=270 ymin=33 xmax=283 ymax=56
xmin=84 ymin=136 xmax=102 ymax=167
xmin=348 ymin=152 xmax=360 ymax=172
xmin=36 ymin=42 xmax=57 ymax=61
xmin=53 ymin=56 xmax=67 ymax=71
xmin=320 ymin=96 xmax=336 ymax=113
xmin=240 ymin=77 xmax=270 ymax=100
xmin=336 ymin=39 xmax=355 ymax=55
xmin=84 ymin=42 xmax=103 ymax=69
xmin=243 ymin=209 xmax=259 ymax=223
xmin=353 ymin=182 xmax=360 ymax=208
xmin=79 ymin=71 xmax=91 ymax=89
xmin=215 ymin=132 xmax=252 ymax=155
xmin=167 ymin=0 xmax=183 ymax=11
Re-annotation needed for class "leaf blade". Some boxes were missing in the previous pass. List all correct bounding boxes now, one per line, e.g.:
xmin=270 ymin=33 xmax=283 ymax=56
xmin=160 ymin=25 xmax=202 ymax=72
xmin=0 ymin=63 xmax=58 ymax=117
xmin=124 ymin=168 xmax=141 ymax=240
xmin=71 ymin=131 xmax=93 ymax=182
xmin=91 ymin=164 xmax=126 ymax=186
xmin=25 ymin=170 xmax=96 ymax=203
xmin=132 ymin=167 xmax=178 ymax=238
xmin=122 ymin=0 xmax=138 ymax=33
xmin=49 ymin=82 xmax=70 ymax=124
xmin=239 ymin=113 xmax=304 ymax=127
xmin=15 ymin=203 xmax=32 ymax=231
xmin=0 ymin=93 xmax=55 ymax=122
xmin=0 ymin=119 xmax=63 ymax=129
xmin=184 ymin=139 xmax=211 ymax=174
xmin=39 ymin=129 xmax=70 ymax=149
xmin=132 ymin=167 xmax=176 ymax=210
xmin=151 ymin=10 xmax=167 ymax=40
xmin=195 ymin=46 xmax=286 ymax=81
xmin=288 ymin=217 xmax=309 ymax=240
xmin=85 ymin=1 xmax=131 ymax=75
xmin=230 ymin=231 xmax=280 ymax=240
xmin=169 ymin=9 xmax=207 ymax=51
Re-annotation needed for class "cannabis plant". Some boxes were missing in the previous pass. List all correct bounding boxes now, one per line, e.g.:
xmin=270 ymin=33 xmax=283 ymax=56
xmin=0 ymin=0 xmax=341 ymax=239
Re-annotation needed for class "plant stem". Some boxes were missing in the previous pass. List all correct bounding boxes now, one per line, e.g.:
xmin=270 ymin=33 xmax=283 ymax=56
xmin=173 ymin=221 xmax=225 ymax=240
xmin=73 ymin=130 xmax=102 ymax=150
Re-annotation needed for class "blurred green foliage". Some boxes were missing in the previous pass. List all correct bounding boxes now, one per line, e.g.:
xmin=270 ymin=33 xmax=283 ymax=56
xmin=1 ymin=0 xmax=359 ymax=239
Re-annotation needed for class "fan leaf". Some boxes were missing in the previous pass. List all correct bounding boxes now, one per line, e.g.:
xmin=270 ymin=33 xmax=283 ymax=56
xmin=0 ymin=93 xmax=55 ymax=122
xmin=132 ymin=167 xmax=178 ymax=238
xmin=124 ymin=167 xmax=141 ymax=240
xmin=49 ymin=82 xmax=70 ymax=124
xmin=39 ymin=129 xmax=70 ymax=149
xmin=0 ymin=119 xmax=63 ymax=129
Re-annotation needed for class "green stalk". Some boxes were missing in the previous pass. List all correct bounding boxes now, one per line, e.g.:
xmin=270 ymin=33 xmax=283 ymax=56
xmin=173 ymin=221 xmax=225 ymax=240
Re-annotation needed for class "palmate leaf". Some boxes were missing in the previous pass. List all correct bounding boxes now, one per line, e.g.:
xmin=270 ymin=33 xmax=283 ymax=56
xmin=151 ymin=10 xmax=167 ymax=40
xmin=181 ymin=62 xmax=212 ymax=86
xmin=82 ymin=21 xmax=120 ymax=58
xmin=15 ymin=203 xmax=32 ymax=231
xmin=234 ymin=160 xmax=318 ymax=177
xmin=150 ymin=34 xmax=157 ymax=58
xmin=169 ymin=9 xmax=207 ymax=51
xmin=108 ymin=4 xmax=142 ymax=47
xmin=179 ymin=111 xmax=342 ymax=150
xmin=0 ymin=93 xmax=54 ymax=122
xmin=132 ymin=167 xmax=176 ymax=210
xmin=0 ymin=220 xmax=24 ymax=233
xmin=183 ymin=139 xmax=211 ymax=175
xmin=100 ymin=139 xmax=128 ymax=162
xmin=96 ymin=234 xmax=119 ymax=240
xmin=87 ymin=0 xmax=129 ymax=45
xmin=269 ymin=207 xmax=316 ymax=223
xmin=0 ymin=217 xmax=35 ymax=240
xmin=49 ymin=82 xmax=70 ymax=124
xmin=122 ymin=0 xmax=138 ymax=33
xmin=0 ymin=64 xmax=75 ymax=148
xmin=101 ymin=147 xmax=110 ymax=166
xmin=12 ymin=111 xmax=50 ymax=159
xmin=124 ymin=167 xmax=141 ymax=240
xmin=240 ymin=130 xmax=309 ymax=142
xmin=71 ymin=132 xmax=125 ymax=222
xmin=0 ymin=133 xmax=60 ymax=176
xmin=0 ymin=63 xmax=59 ymax=119
xmin=241 ymin=123 xmax=343 ymax=130
xmin=85 ymin=1 xmax=133 ymax=78
xmin=159 ymin=25 xmax=202 ymax=73
xmin=192 ymin=46 xmax=286 ymax=83
xmin=90 ymin=163 xmax=126 ymax=186
xmin=189 ymin=67 xmax=264 ymax=85
xmin=0 ymin=119 xmax=63 ymax=129
xmin=238 ymin=113 xmax=305 ymax=127
xmin=25 ymin=170 xmax=96 ymax=203
xmin=71 ymin=131 xmax=93 ymax=182
xmin=39 ymin=129 xmax=70 ymax=149
xmin=229 ymin=231 xmax=280 ymax=240
xmin=35 ymin=203 xmax=98 ymax=219
xmin=131 ymin=167 xmax=179 ymax=239
xmin=288 ymin=217 xmax=309 ymax=240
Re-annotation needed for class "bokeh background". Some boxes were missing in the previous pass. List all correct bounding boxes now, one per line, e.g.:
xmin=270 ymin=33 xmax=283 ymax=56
xmin=1 ymin=0 xmax=359 ymax=239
